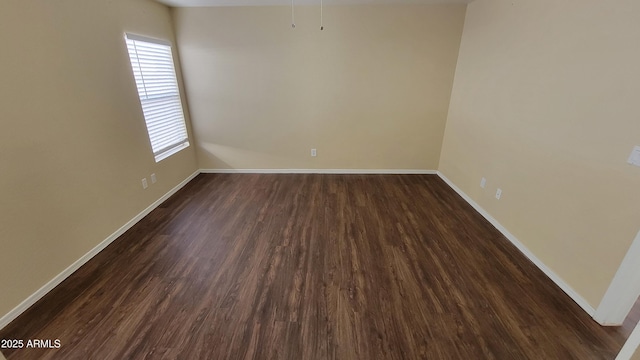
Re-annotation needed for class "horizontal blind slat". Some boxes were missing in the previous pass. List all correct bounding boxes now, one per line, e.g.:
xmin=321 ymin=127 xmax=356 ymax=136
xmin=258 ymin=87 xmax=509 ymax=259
xmin=125 ymin=35 xmax=189 ymax=162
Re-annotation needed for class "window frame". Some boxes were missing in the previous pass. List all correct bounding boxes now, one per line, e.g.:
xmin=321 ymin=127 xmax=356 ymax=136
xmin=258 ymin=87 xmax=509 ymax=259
xmin=124 ymin=33 xmax=190 ymax=163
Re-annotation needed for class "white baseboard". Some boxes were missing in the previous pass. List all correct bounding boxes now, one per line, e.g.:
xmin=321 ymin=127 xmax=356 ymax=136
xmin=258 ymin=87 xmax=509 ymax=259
xmin=0 ymin=170 xmax=200 ymax=331
xmin=200 ymin=168 xmax=437 ymax=174
xmin=436 ymin=171 xmax=596 ymax=317
xmin=616 ymin=321 xmax=640 ymax=360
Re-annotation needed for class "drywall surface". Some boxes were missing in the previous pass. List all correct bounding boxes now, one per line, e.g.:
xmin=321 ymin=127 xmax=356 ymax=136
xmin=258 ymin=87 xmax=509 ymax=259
xmin=439 ymin=0 xmax=640 ymax=307
xmin=0 ymin=0 xmax=197 ymax=321
xmin=173 ymin=5 xmax=466 ymax=170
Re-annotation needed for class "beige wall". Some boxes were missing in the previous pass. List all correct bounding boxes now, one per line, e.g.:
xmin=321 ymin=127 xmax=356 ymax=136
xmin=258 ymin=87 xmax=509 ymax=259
xmin=439 ymin=0 xmax=640 ymax=307
xmin=173 ymin=5 xmax=465 ymax=170
xmin=0 ymin=0 xmax=197 ymax=320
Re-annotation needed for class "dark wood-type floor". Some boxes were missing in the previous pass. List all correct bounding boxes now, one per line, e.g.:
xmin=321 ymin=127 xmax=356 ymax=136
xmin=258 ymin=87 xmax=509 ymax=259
xmin=0 ymin=174 xmax=627 ymax=359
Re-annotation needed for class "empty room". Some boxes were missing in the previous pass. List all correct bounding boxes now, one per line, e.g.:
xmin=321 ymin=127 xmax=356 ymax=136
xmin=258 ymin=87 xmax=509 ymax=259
xmin=1 ymin=0 xmax=640 ymax=359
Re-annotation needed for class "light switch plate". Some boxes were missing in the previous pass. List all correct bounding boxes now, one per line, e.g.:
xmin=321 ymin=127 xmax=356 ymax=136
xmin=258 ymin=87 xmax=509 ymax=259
xmin=628 ymin=146 xmax=640 ymax=167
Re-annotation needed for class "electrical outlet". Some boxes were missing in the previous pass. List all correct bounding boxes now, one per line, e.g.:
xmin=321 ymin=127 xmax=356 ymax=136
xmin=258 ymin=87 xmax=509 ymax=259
xmin=628 ymin=146 xmax=640 ymax=166
xmin=141 ymin=178 xmax=148 ymax=189
xmin=150 ymin=173 xmax=157 ymax=184
xmin=311 ymin=148 xmax=317 ymax=157
xmin=480 ymin=177 xmax=486 ymax=188
xmin=495 ymin=188 xmax=502 ymax=200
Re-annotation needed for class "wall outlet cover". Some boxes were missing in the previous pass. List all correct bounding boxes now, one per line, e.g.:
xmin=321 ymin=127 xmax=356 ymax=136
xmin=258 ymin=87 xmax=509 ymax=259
xmin=628 ymin=146 xmax=640 ymax=166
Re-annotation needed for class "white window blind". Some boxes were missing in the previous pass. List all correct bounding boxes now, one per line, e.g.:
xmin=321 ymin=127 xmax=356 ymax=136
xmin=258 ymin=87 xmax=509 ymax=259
xmin=125 ymin=33 xmax=189 ymax=162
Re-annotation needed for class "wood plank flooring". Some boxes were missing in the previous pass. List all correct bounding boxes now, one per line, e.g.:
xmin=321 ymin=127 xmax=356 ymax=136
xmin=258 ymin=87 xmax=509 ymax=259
xmin=0 ymin=174 xmax=627 ymax=359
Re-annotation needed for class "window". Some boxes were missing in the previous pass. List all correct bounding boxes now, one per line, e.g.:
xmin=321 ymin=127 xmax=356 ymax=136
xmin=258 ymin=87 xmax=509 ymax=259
xmin=125 ymin=33 xmax=189 ymax=162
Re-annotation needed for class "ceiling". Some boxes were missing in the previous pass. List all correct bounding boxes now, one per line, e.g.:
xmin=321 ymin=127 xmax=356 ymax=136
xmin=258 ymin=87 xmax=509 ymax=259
xmin=156 ymin=0 xmax=470 ymax=7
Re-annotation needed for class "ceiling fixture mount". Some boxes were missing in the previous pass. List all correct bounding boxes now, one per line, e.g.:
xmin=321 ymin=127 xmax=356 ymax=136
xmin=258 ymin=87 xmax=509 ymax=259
xmin=320 ymin=0 xmax=324 ymax=30
xmin=290 ymin=0 xmax=324 ymax=30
